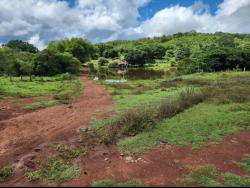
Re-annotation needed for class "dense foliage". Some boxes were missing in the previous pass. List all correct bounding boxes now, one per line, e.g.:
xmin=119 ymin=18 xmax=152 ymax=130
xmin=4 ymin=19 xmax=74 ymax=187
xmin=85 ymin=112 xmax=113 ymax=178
xmin=0 ymin=38 xmax=96 ymax=78
xmin=99 ymin=32 xmax=250 ymax=72
xmin=1 ymin=32 xmax=250 ymax=78
xmin=47 ymin=38 xmax=97 ymax=63
xmin=3 ymin=40 xmax=38 ymax=53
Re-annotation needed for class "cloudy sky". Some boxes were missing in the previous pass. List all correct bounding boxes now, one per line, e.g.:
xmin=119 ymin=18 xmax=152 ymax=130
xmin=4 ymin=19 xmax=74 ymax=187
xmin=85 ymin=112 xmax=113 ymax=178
xmin=0 ymin=0 xmax=249 ymax=49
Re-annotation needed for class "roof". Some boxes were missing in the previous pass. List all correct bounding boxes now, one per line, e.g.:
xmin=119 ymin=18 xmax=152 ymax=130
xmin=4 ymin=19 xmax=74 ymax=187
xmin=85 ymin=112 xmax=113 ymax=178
xmin=114 ymin=59 xmax=125 ymax=65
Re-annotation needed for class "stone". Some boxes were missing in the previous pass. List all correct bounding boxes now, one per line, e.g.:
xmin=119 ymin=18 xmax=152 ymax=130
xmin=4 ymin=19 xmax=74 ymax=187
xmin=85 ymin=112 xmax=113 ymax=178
xmin=125 ymin=156 xmax=133 ymax=162
xmin=79 ymin=128 xmax=88 ymax=133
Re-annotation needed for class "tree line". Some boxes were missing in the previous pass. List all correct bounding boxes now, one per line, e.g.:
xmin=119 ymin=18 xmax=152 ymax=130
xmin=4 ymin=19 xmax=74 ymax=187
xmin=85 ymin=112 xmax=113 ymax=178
xmin=1 ymin=32 xmax=250 ymax=80
xmin=0 ymin=39 xmax=97 ymax=80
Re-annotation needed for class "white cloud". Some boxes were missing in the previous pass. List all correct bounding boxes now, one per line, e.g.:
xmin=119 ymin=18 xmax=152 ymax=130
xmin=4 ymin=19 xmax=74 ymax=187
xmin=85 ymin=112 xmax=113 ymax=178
xmin=115 ymin=0 xmax=250 ymax=40
xmin=28 ymin=34 xmax=45 ymax=50
xmin=0 ymin=0 xmax=249 ymax=49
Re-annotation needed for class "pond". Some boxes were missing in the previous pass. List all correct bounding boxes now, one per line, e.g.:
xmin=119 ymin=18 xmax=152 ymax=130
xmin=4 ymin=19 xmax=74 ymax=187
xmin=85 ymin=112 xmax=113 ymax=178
xmin=93 ymin=68 xmax=165 ymax=80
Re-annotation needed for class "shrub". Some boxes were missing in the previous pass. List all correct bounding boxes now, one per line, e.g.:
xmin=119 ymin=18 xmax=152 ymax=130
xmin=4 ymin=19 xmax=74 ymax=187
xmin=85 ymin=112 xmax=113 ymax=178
xmin=98 ymin=57 xmax=109 ymax=66
xmin=0 ymin=166 xmax=14 ymax=182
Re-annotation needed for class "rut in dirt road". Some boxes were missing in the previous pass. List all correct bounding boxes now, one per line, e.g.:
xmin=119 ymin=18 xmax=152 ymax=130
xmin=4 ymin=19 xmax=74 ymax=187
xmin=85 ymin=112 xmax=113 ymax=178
xmin=0 ymin=74 xmax=113 ymax=165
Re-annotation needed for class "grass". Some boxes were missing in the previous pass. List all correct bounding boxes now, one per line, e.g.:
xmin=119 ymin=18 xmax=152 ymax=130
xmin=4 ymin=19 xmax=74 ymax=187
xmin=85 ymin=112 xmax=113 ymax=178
xmin=117 ymin=103 xmax=250 ymax=155
xmin=177 ymin=165 xmax=250 ymax=187
xmin=0 ymin=76 xmax=83 ymax=100
xmin=96 ymin=88 xmax=212 ymax=145
xmin=26 ymin=158 xmax=81 ymax=184
xmin=235 ymin=154 xmax=250 ymax=173
xmin=0 ymin=166 xmax=14 ymax=182
xmin=24 ymin=100 xmax=59 ymax=110
xmin=91 ymin=179 xmax=143 ymax=187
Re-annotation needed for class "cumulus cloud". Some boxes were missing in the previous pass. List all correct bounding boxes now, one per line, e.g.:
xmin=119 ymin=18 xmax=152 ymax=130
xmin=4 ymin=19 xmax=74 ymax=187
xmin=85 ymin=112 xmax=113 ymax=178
xmin=0 ymin=0 xmax=249 ymax=49
xmin=115 ymin=0 xmax=250 ymax=40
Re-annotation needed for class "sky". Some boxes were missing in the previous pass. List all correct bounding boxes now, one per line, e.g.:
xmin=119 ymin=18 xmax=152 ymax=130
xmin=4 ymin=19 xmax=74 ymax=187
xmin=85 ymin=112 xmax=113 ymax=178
xmin=0 ymin=0 xmax=249 ymax=49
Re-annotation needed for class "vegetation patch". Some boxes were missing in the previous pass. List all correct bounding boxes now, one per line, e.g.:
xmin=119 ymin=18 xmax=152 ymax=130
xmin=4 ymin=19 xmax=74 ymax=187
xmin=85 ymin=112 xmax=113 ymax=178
xmin=117 ymin=103 xmax=250 ymax=155
xmin=26 ymin=158 xmax=81 ymax=184
xmin=234 ymin=154 xmax=250 ymax=173
xmin=24 ymin=100 xmax=59 ymax=110
xmin=55 ymin=144 xmax=83 ymax=160
xmin=91 ymin=179 xmax=143 ymax=187
xmin=177 ymin=165 xmax=250 ymax=187
xmin=0 ymin=165 xmax=14 ymax=182
xmin=87 ymin=87 xmax=212 ymax=145
xmin=0 ymin=76 xmax=83 ymax=99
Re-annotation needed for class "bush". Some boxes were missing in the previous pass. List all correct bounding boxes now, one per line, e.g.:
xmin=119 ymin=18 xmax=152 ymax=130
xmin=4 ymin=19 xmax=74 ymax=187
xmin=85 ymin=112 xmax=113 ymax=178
xmin=0 ymin=166 xmax=14 ymax=182
xmin=98 ymin=57 xmax=109 ymax=66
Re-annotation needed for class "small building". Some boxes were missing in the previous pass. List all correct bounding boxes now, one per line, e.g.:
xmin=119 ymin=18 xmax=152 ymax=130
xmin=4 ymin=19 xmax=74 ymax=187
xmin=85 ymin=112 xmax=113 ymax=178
xmin=113 ymin=59 xmax=128 ymax=69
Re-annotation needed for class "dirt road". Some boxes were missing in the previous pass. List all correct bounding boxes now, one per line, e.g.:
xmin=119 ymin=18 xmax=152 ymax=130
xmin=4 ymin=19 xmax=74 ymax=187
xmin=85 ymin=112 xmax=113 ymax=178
xmin=0 ymin=74 xmax=113 ymax=165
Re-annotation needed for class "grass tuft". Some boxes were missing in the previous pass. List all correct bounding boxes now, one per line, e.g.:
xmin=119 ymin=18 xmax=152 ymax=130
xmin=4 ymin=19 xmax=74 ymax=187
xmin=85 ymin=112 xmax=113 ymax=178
xmin=91 ymin=179 xmax=143 ymax=187
xmin=26 ymin=158 xmax=81 ymax=183
xmin=0 ymin=166 xmax=14 ymax=182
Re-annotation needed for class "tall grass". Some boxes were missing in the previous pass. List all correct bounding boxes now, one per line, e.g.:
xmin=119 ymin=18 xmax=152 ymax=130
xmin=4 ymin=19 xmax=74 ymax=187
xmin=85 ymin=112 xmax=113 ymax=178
xmin=100 ymin=87 xmax=212 ymax=144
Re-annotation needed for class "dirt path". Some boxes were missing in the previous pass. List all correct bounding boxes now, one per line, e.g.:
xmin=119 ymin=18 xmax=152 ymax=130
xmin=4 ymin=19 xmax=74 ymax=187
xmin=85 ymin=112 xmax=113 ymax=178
xmin=0 ymin=74 xmax=113 ymax=165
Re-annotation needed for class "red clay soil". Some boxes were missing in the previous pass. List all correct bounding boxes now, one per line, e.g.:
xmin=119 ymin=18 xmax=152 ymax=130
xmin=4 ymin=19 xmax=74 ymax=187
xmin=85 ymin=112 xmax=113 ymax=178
xmin=0 ymin=97 xmax=52 ymax=121
xmin=3 ymin=131 xmax=250 ymax=187
xmin=62 ymin=131 xmax=250 ymax=187
xmin=0 ymin=74 xmax=113 ymax=165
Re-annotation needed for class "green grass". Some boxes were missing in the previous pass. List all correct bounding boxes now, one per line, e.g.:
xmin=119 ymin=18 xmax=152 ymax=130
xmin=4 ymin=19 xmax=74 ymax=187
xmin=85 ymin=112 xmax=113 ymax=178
xmin=91 ymin=179 xmax=143 ymax=187
xmin=235 ymin=154 xmax=250 ymax=173
xmin=0 ymin=166 xmax=14 ymax=182
xmin=177 ymin=165 xmax=250 ymax=187
xmin=24 ymin=100 xmax=60 ymax=110
xmin=26 ymin=159 xmax=81 ymax=184
xmin=101 ymin=79 xmax=186 ymax=110
xmin=117 ymin=103 xmax=250 ymax=155
xmin=0 ymin=76 xmax=83 ymax=99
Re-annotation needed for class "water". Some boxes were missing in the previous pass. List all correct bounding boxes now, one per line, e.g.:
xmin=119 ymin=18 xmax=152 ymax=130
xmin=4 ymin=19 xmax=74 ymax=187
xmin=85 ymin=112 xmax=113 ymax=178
xmin=94 ymin=68 xmax=164 ymax=81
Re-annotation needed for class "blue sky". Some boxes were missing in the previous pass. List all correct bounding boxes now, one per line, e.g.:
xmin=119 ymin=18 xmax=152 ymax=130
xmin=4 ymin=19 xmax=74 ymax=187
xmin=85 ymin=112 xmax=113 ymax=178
xmin=138 ymin=0 xmax=224 ymax=21
xmin=0 ymin=0 xmax=249 ymax=49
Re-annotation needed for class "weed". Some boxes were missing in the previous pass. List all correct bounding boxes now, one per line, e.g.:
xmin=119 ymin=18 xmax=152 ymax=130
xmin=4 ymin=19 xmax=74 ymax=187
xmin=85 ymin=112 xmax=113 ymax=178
xmin=55 ymin=144 xmax=82 ymax=159
xmin=26 ymin=158 xmax=81 ymax=184
xmin=178 ymin=165 xmax=250 ymax=187
xmin=0 ymin=166 xmax=14 ymax=182
xmin=177 ymin=165 xmax=221 ymax=186
xmin=91 ymin=179 xmax=143 ymax=187
xmin=234 ymin=154 xmax=250 ymax=173
xmin=24 ymin=100 xmax=59 ymax=110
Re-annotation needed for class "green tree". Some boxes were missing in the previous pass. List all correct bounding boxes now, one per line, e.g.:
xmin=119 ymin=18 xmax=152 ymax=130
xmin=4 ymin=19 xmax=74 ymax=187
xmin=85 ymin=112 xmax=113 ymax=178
xmin=4 ymin=40 xmax=38 ymax=53
xmin=34 ymin=50 xmax=81 ymax=76
xmin=48 ymin=38 xmax=97 ymax=63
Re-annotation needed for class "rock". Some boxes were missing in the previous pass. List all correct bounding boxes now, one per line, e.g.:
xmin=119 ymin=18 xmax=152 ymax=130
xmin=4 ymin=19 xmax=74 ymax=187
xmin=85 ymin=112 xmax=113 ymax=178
xmin=104 ymin=158 xmax=109 ymax=161
xmin=174 ymin=160 xmax=180 ymax=164
xmin=125 ymin=156 xmax=133 ymax=163
xmin=120 ymin=153 xmax=124 ymax=157
xmin=79 ymin=128 xmax=88 ymax=133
